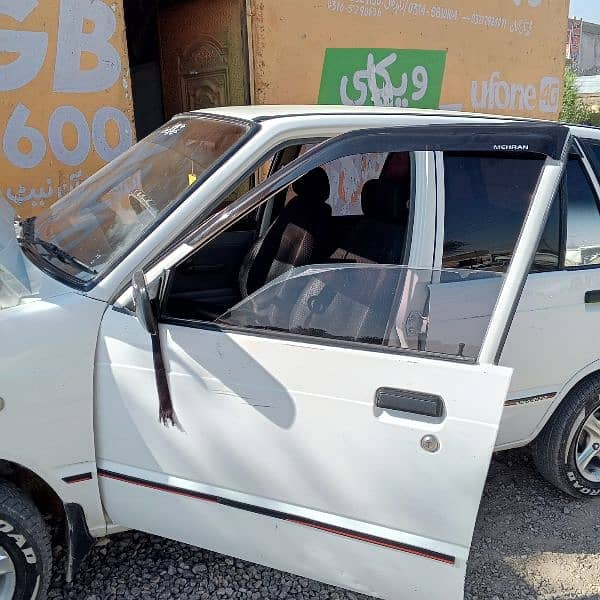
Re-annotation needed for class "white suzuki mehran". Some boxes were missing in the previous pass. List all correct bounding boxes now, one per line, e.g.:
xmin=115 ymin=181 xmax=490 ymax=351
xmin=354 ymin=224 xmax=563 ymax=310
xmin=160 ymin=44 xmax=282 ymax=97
xmin=0 ymin=106 xmax=587 ymax=599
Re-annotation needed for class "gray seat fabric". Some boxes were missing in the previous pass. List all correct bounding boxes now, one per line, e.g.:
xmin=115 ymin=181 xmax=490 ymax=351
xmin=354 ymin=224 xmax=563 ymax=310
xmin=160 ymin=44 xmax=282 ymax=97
xmin=331 ymin=179 xmax=410 ymax=264
xmin=239 ymin=167 xmax=332 ymax=297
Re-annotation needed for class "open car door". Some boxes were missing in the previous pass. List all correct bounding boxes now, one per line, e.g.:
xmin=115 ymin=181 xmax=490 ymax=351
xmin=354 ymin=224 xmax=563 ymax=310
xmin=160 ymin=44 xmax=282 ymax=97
xmin=95 ymin=122 xmax=570 ymax=599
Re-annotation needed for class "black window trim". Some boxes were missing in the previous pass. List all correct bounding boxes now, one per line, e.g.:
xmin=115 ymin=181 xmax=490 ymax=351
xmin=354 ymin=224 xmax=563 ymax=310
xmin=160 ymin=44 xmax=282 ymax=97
xmin=558 ymin=172 xmax=568 ymax=271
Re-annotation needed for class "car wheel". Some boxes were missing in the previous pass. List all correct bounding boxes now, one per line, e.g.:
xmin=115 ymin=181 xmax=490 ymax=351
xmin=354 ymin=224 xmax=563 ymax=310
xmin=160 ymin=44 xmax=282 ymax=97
xmin=0 ymin=481 xmax=51 ymax=600
xmin=533 ymin=376 xmax=600 ymax=498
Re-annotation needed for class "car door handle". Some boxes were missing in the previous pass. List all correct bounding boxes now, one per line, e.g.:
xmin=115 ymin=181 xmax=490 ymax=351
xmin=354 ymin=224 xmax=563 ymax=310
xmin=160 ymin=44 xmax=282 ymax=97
xmin=585 ymin=290 xmax=600 ymax=304
xmin=375 ymin=388 xmax=445 ymax=418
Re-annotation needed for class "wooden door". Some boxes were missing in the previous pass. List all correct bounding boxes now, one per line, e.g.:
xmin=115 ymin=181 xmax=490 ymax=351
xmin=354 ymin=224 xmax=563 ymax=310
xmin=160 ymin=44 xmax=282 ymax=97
xmin=159 ymin=0 xmax=249 ymax=118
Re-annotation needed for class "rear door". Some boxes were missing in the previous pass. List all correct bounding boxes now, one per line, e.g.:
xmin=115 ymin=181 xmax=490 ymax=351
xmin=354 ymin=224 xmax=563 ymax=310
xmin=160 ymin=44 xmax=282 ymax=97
xmin=95 ymin=123 xmax=570 ymax=600
xmin=434 ymin=140 xmax=600 ymax=448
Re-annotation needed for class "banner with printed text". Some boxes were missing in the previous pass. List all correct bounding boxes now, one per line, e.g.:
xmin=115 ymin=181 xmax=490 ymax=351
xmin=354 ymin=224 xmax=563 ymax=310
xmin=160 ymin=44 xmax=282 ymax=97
xmin=319 ymin=49 xmax=447 ymax=108
xmin=253 ymin=0 xmax=568 ymax=117
xmin=0 ymin=0 xmax=135 ymax=218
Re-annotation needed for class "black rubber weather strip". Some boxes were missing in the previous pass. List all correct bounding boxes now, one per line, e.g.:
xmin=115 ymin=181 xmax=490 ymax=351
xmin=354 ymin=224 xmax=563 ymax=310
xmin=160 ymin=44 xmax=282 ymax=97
xmin=504 ymin=392 xmax=556 ymax=407
xmin=97 ymin=468 xmax=455 ymax=565
xmin=62 ymin=473 xmax=94 ymax=484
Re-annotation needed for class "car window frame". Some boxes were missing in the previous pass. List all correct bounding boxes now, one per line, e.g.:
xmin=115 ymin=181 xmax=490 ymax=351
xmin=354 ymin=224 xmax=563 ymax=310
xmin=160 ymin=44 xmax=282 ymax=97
xmin=563 ymin=138 xmax=600 ymax=272
xmin=138 ymin=123 xmax=568 ymax=366
xmin=170 ymin=122 xmax=567 ymax=280
xmin=440 ymin=140 xmax=600 ymax=276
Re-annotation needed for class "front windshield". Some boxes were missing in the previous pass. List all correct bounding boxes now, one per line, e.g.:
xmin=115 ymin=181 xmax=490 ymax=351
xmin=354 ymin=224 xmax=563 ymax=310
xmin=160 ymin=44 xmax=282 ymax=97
xmin=28 ymin=115 xmax=251 ymax=284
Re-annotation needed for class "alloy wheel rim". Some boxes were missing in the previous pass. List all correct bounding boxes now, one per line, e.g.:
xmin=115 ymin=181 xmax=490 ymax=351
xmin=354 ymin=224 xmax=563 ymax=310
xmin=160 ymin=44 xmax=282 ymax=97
xmin=575 ymin=406 xmax=600 ymax=483
xmin=0 ymin=545 xmax=16 ymax=600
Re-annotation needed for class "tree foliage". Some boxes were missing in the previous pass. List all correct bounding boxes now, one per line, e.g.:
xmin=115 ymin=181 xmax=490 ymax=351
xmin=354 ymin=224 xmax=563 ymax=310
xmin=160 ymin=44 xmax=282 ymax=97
xmin=560 ymin=66 xmax=592 ymax=124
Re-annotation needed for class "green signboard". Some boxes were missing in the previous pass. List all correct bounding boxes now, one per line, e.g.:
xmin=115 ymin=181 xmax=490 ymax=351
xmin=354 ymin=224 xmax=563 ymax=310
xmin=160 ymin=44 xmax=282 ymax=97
xmin=318 ymin=49 xmax=447 ymax=109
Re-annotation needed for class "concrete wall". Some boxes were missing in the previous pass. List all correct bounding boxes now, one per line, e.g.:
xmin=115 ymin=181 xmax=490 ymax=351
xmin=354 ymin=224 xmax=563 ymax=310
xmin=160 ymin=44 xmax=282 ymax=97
xmin=578 ymin=21 xmax=600 ymax=76
xmin=580 ymin=93 xmax=600 ymax=112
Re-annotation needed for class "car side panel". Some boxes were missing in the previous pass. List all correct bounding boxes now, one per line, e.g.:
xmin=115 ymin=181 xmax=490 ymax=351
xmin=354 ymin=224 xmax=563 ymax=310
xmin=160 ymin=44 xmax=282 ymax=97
xmin=495 ymin=399 xmax=556 ymax=449
xmin=497 ymin=269 xmax=600 ymax=446
xmin=0 ymin=292 xmax=107 ymax=535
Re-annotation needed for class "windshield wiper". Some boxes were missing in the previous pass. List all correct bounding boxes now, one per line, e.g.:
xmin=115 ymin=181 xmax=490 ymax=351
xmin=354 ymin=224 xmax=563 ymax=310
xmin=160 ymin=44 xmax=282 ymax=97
xmin=32 ymin=238 xmax=98 ymax=275
xmin=18 ymin=218 xmax=97 ymax=276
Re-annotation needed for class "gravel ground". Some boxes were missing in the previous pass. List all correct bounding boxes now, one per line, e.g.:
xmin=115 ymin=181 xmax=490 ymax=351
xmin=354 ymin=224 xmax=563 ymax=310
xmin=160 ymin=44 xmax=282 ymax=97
xmin=48 ymin=449 xmax=600 ymax=600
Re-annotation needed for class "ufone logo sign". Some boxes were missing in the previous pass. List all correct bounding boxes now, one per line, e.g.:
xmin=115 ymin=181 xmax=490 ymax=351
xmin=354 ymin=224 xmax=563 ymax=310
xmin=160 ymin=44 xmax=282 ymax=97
xmin=470 ymin=72 xmax=560 ymax=114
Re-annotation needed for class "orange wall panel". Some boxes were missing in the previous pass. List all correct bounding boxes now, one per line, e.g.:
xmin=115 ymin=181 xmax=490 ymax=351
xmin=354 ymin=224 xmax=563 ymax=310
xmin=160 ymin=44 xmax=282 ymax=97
xmin=251 ymin=0 xmax=568 ymax=119
xmin=0 ymin=0 xmax=135 ymax=218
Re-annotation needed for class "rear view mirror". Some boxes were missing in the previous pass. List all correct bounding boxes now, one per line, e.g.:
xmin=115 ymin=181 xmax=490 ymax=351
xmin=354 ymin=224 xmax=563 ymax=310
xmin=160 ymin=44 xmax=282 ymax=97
xmin=132 ymin=270 xmax=158 ymax=335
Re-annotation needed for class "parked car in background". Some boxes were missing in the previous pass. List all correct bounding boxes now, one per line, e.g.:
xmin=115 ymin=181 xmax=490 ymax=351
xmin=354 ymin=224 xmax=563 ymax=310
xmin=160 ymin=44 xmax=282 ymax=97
xmin=0 ymin=106 xmax=591 ymax=599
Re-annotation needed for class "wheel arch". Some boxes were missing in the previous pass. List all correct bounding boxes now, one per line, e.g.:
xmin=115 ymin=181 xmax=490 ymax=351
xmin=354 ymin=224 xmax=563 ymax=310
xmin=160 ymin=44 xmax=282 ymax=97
xmin=0 ymin=459 xmax=65 ymax=524
xmin=530 ymin=361 xmax=600 ymax=442
xmin=0 ymin=460 xmax=96 ymax=582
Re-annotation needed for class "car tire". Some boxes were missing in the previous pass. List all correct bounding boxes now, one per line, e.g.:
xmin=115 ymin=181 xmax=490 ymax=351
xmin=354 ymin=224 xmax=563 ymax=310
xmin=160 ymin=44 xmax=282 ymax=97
xmin=533 ymin=376 xmax=600 ymax=498
xmin=0 ymin=481 xmax=52 ymax=600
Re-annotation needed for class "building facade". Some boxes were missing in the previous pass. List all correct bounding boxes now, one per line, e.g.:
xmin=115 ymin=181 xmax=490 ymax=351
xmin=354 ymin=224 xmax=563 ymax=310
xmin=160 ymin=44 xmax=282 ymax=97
xmin=568 ymin=18 xmax=600 ymax=76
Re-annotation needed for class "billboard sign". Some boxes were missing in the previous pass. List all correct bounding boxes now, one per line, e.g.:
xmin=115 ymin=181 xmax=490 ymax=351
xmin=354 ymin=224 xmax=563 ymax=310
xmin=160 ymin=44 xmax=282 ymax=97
xmin=318 ymin=49 xmax=447 ymax=109
xmin=0 ymin=0 xmax=135 ymax=217
xmin=252 ymin=0 xmax=568 ymax=118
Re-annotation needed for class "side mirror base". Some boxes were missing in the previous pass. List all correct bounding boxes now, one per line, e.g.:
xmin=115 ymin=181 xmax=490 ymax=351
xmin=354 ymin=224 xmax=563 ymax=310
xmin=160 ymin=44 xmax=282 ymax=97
xmin=132 ymin=270 xmax=158 ymax=335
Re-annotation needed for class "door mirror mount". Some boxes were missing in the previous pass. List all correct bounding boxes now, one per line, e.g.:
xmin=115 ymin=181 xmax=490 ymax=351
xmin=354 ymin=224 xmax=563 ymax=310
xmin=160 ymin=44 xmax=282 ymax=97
xmin=132 ymin=270 xmax=158 ymax=335
xmin=131 ymin=269 xmax=176 ymax=427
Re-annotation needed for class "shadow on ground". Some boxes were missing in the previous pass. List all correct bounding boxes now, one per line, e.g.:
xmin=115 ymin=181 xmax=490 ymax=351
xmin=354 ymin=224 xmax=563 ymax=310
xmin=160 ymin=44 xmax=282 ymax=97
xmin=466 ymin=449 xmax=600 ymax=600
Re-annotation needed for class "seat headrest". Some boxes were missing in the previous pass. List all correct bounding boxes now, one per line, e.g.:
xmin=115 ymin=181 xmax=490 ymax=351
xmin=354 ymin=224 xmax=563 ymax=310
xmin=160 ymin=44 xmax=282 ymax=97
xmin=361 ymin=179 xmax=410 ymax=222
xmin=292 ymin=167 xmax=330 ymax=202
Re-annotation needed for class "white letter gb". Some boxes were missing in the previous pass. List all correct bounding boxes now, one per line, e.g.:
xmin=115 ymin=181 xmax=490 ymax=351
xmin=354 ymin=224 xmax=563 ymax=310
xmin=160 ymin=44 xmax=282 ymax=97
xmin=54 ymin=0 xmax=121 ymax=93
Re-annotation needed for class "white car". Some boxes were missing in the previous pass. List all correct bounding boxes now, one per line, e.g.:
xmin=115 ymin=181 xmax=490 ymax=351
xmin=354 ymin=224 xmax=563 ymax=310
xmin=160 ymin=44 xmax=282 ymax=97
xmin=0 ymin=105 xmax=591 ymax=599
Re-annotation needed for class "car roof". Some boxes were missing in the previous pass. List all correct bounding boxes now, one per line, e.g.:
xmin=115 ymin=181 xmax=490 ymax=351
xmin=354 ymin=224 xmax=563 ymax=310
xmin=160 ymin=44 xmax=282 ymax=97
xmin=185 ymin=106 xmax=600 ymax=143
xmin=189 ymin=104 xmax=548 ymax=125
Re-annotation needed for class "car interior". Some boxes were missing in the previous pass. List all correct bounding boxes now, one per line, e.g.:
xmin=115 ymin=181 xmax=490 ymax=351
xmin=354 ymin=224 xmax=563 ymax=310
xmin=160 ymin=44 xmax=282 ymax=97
xmin=161 ymin=148 xmax=414 ymax=345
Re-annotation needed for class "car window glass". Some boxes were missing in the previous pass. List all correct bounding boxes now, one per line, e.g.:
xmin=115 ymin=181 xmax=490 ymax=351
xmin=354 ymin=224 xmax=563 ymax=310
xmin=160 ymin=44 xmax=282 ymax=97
xmin=216 ymin=265 xmax=504 ymax=360
xmin=565 ymin=157 xmax=600 ymax=267
xmin=32 ymin=116 xmax=251 ymax=281
xmin=442 ymin=152 xmax=558 ymax=273
xmin=583 ymin=142 xmax=600 ymax=181
xmin=164 ymin=145 xmax=544 ymax=361
xmin=322 ymin=153 xmax=390 ymax=216
xmin=283 ymin=151 xmax=411 ymax=217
